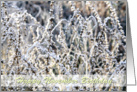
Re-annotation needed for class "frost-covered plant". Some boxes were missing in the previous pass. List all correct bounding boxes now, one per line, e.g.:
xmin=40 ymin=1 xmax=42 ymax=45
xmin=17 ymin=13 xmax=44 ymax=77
xmin=1 ymin=1 xmax=126 ymax=91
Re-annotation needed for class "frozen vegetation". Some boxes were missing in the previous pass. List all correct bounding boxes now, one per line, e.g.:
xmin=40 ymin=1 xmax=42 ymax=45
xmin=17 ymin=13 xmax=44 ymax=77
xmin=1 ymin=1 xmax=126 ymax=91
